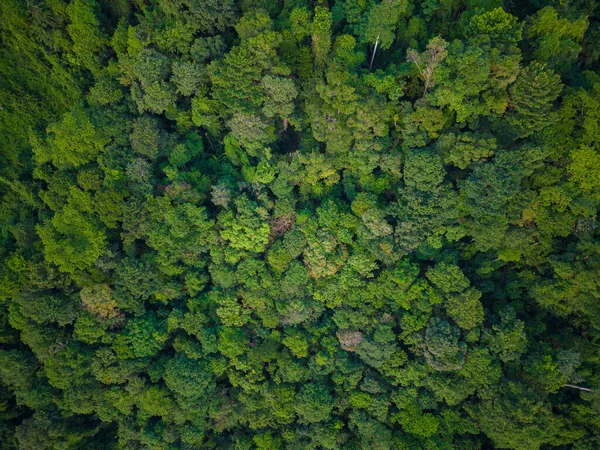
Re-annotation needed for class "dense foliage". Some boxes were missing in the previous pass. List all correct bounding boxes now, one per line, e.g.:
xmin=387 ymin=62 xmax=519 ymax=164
xmin=1 ymin=0 xmax=600 ymax=448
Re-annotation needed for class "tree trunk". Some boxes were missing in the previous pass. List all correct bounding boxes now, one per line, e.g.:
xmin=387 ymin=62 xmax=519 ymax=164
xmin=369 ymin=35 xmax=380 ymax=70
xmin=564 ymin=384 xmax=592 ymax=392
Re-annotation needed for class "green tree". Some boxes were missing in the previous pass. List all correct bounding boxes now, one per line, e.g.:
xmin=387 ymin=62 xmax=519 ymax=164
xmin=505 ymin=62 xmax=562 ymax=137
xmin=218 ymin=195 xmax=271 ymax=254
xmin=164 ymin=353 xmax=216 ymax=405
xmin=294 ymin=383 xmax=335 ymax=423
xmin=525 ymin=7 xmax=588 ymax=74
xmin=423 ymin=318 xmax=467 ymax=371
xmin=37 ymin=189 xmax=106 ymax=274
xmin=32 ymin=107 xmax=107 ymax=169
xmin=66 ymin=0 xmax=106 ymax=73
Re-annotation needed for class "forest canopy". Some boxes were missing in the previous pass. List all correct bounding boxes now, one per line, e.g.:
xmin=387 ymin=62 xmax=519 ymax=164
xmin=1 ymin=0 xmax=600 ymax=448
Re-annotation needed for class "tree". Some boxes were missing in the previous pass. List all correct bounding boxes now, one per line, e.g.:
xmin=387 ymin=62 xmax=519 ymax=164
xmin=437 ymin=132 xmax=496 ymax=169
xmin=15 ymin=411 xmax=101 ymax=450
xmin=483 ymin=306 xmax=528 ymax=363
xmin=403 ymin=148 xmax=445 ymax=192
xmin=164 ymin=353 xmax=216 ymax=405
xmin=423 ymin=318 xmax=467 ymax=371
xmin=66 ymin=0 xmax=106 ymax=74
xmin=426 ymin=262 xmax=470 ymax=294
xmin=261 ymin=75 xmax=298 ymax=120
xmin=37 ymin=189 xmax=106 ymax=274
xmin=466 ymin=382 xmax=567 ymax=450
xmin=505 ymin=62 xmax=562 ymax=137
xmin=445 ymin=288 xmax=484 ymax=330
xmin=172 ymin=61 xmax=202 ymax=97
xmin=112 ymin=311 xmax=168 ymax=359
xmin=407 ymin=37 xmax=448 ymax=97
xmin=144 ymin=196 xmax=215 ymax=276
xmin=32 ymin=106 xmax=107 ymax=169
xmin=132 ymin=49 xmax=170 ymax=89
xmin=311 ymin=7 xmax=333 ymax=66
xmin=364 ymin=0 xmax=409 ymax=69
xmin=218 ymin=195 xmax=271 ymax=254
xmin=525 ymin=7 xmax=588 ymax=74
xmin=294 ymin=383 xmax=335 ymax=423
xmin=130 ymin=115 xmax=162 ymax=160
xmin=227 ymin=112 xmax=275 ymax=153
xmin=567 ymin=145 xmax=600 ymax=193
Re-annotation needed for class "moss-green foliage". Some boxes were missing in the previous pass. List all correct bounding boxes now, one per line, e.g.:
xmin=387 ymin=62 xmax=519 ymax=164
xmin=1 ymin=1 xmax=600 ymax=448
